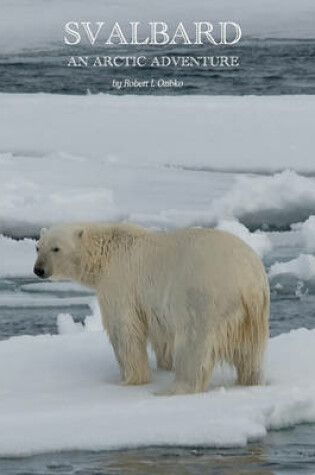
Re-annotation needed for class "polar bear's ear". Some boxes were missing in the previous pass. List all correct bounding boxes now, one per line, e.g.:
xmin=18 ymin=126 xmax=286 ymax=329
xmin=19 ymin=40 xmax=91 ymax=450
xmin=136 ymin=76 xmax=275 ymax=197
xmin=40 ymin=227 xmax=47 ymax=238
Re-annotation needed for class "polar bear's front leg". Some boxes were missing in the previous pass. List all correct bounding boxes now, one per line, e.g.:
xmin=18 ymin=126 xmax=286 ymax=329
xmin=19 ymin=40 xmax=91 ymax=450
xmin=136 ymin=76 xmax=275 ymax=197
xmin=109 ymin=315 xmax=152 ymax=386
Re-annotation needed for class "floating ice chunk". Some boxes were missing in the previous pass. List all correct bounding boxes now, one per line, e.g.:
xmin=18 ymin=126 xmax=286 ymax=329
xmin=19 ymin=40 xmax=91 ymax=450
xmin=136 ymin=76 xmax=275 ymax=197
xmin=0 ymin=328 xmax=314 ymax=455
xmin=57 ymin=299 xmax=102 ymax=335
xmin=83 ymin=299 xmax=103 ymax=332
xmin=57 ymin=313 xmax=84 ymax=335
xmin=292 ymin=216 xmax=315 ymax=252
xmin=212 ymin=170 xmax=315 ymax=230
xmin=274 ymin=282 xmax=283 ymax=289
xmin=269 ymin=254 xmax=315 ymax=281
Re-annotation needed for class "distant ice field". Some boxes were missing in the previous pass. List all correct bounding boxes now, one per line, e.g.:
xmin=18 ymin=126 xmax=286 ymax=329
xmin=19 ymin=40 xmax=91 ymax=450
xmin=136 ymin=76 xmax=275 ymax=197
xmin=0 ymin=94 xmax=314 ymax=237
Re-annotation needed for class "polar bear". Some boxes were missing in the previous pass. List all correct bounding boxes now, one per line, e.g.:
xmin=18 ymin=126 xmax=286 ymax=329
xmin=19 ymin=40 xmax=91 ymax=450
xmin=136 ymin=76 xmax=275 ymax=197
xmin=34 ymin=222 xmax=269 ymax=395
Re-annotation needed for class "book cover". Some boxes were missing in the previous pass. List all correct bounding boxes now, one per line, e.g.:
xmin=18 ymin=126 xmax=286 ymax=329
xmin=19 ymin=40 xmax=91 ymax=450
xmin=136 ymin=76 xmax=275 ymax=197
xmin=0 ymin=1 xmax=314 ymax=472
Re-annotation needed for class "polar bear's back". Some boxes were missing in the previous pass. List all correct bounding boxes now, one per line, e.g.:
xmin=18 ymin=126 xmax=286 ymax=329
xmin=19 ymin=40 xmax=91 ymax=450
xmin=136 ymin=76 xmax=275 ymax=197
xmin=135 ymin=228 xmax=268 ymax=324
xmin=142 ymin=227 xmax=266 ymax=289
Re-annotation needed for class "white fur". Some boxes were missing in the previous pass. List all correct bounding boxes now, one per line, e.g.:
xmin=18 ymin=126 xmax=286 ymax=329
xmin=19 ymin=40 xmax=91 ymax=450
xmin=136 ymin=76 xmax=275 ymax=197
xmin=35 ymin=223 xmax=269 ymax=395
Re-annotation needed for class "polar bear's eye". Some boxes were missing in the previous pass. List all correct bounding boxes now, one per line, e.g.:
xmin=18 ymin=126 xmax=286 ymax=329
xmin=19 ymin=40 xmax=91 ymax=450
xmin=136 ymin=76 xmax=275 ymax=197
xmin=36 ymin=246 xmax=39 ymax=253
xmin=51 ymin=247 xmax=60 ymax=253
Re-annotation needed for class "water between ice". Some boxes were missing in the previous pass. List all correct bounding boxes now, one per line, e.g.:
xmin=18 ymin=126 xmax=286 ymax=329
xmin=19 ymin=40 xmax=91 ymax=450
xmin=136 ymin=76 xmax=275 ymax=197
xmin=1 ymin=426 xmax=315 ymax=475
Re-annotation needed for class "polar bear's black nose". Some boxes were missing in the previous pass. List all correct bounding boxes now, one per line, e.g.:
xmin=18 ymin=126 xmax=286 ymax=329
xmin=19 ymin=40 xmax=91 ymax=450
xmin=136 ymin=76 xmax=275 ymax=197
xmin=34 ymin=266 xmax=45 ymax=278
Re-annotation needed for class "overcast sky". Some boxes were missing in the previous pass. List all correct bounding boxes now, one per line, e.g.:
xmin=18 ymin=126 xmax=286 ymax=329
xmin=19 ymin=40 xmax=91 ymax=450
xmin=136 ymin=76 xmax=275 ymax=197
xmin=0 ymin=0 xmax=314 ymax=53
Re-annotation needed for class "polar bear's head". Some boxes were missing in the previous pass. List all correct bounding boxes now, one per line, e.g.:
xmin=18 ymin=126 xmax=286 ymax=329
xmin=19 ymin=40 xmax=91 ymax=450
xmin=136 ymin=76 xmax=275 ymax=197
xmin=33 ymin=224 xmax=83 ymax=281
xmin=34 ymin=222 xmax=146 ymax=286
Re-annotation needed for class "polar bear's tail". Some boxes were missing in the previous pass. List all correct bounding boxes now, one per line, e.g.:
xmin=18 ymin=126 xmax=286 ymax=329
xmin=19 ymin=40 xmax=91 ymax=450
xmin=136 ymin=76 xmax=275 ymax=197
xmin=214 ymin=278 xmax=270 ymax=387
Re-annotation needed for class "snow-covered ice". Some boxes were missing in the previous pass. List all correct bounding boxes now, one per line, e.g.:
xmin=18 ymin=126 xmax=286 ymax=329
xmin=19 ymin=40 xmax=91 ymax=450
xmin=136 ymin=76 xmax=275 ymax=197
xmin=0 ymin=94 xmax=313 ymax=172
xmin=269 ymin=254 xmax=315 ymax=281
xmin=292 ymin=216 xmax=315 ymax=252
xmin=0 ymin=305 xmax=314 ymax=456
xmin=210 ymin=170 xmax=315 ymax=231
xmin=0 ymin=236 xmax=35 ymax=277
xmin=0 ymin=95 xmax=315 ymax=236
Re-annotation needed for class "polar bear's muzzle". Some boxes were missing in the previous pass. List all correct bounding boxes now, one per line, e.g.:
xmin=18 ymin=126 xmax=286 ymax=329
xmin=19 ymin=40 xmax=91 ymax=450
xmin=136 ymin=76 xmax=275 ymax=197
xmin=33 ymin=264 xmax=51 ymax=279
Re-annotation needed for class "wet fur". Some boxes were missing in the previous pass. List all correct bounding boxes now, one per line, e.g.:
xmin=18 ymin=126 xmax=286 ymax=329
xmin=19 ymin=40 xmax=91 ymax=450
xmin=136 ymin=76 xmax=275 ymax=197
xmin=35 ymin=223 xmax=270 ymax=395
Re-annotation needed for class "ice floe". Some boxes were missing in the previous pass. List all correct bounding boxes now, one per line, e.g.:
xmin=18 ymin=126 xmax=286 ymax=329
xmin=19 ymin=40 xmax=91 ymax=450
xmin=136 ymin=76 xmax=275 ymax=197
xmin=0 ymin=315 xmax=314 ymax=455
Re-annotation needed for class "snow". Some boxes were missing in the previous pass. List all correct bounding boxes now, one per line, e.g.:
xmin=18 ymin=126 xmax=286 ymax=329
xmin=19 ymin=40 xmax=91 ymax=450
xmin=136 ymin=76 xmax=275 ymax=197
xmin=0 ymin=94 xmax=313 ymax=172
xmin=0 ymin=236 xmax=35 ymax=277
xmin=0 ymin=0 xmax=314 ymax=55
xmin=0 ymin=314 xmax=314 ymax=455
xmin=0 ymin=95 xmax=315 ymax=237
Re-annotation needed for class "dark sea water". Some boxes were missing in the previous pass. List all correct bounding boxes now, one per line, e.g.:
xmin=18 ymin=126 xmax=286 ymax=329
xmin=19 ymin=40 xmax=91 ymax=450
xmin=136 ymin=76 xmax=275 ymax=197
xmin=2 ymin=428 xmax=315 ymax=475
xmin=0 ymin=38 xmax=314 ymax=95
xmin=1 ymin=276 xmax=315 ymax=341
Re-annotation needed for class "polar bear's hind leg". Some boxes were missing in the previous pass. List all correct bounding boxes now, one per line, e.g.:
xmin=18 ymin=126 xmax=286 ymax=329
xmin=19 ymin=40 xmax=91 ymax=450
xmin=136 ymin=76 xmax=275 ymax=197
xmin=162 ymin=325 xmax=215 ymax=395
xmin=233 ymin=293 xmax=269 ymax=386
